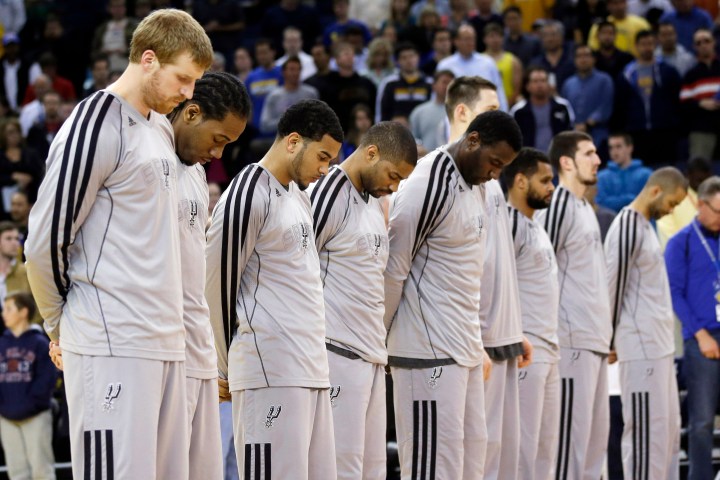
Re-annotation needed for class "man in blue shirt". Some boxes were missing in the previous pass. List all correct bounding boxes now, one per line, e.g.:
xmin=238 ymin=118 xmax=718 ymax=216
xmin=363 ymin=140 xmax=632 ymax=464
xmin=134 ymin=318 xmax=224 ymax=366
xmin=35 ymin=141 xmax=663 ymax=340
xmin=659 ymin=0 xmax=714 ymax=52
xmin=562 ymin=44 xmax=615 ymax=154
xmin=596 ymin=132 xmax=652 ymax=212
xmin=245 ymin=38 xmax=283 ymax=131
xmin=665 ymin=176 xmax=720 ymax=480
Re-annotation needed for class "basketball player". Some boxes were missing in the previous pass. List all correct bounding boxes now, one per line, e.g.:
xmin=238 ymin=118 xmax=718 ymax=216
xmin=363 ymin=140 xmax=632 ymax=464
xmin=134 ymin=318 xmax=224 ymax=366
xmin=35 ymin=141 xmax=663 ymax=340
xmin=605 ymin=167 xmax=687 ymax=479
xmin=505 ymin=148 xmax=561 ymax=480
xmin=25 ymin=9 xmax=213 ymax=479
xmin=535 ymin=131 xmax=612 ymax=480
xmin=169 ymin=71 xmax=250 ymax=480
xmin=308 ymin=121 xmax=416 ymax=479
xmin=446 ymin=76 xmax=531 ymax=479
xmin=384 ymin=110 xmax=522 ymax=479
xmin=205 ymin=99 xmax=344 ymax=479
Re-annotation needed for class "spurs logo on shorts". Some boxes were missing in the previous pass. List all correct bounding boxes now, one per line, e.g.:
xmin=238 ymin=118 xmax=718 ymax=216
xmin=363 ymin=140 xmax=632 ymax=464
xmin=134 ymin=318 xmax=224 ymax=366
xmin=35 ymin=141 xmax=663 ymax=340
xmin=102 ymin=383 xmax=122 ymax=412
xmin=518 ymin=370 xmax=528 ymax=382
xmin=570 ymin=350 xmax=582 ymax=362
xmin=428 ymin=367 xmax=442 ymax=389
xmin=330 ymin=385 xmax=341 ymax=407
xmin=265 ymin=405 xmax=282 ymax=428
xmin=645 ymin=367 xmax=654 ymax=377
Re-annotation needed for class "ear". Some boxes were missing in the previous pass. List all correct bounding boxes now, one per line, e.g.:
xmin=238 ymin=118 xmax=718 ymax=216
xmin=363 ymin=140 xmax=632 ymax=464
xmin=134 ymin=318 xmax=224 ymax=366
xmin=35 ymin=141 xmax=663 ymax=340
xmin=285 ymin=132 xmax=302 ymax=154
xmin=648 ymin=184 xmax=663 ymax=201
xmin=140 ymin=50 xmax=157 ymax=71
xmin=515 ymin=173 xmax=528 ymax=190
xmin=464 ymin=130 xmax=481 ymax=151
xmin=559 ymin=155 xmax=575 ymax=173
xmin=365 ymin=144 xmax=380 ymax=166
xmin=182 ymin=103 xmax=201 ymax=124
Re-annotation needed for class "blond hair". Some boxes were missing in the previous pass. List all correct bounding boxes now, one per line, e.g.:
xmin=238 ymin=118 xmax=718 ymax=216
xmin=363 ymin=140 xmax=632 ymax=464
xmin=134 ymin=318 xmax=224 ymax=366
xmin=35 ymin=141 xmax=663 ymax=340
xmin=129 ymin=9 xmax=213 ymax=69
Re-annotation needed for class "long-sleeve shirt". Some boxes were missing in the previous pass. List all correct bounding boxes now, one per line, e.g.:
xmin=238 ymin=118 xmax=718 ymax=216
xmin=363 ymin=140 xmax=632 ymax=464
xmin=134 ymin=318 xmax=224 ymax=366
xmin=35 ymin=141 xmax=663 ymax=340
xmin=259 ymin=85 xmax=319 ymax=135
xmin=436 ymin=52 xmax=509 ymax=111
xmin=535 ymin=185 xmax=613 ymax=353
xmin=384 ymin=147 xmax=486 ymax=368
xmin=205 ymin=164 xmax=329 ymax=390
xmin=561 ymin=69 xmax=614 ymax=127
xmin=605 ymin=207 xmax=675 ymax=361
xmin=665 ymin=218 xmax=720 ymax=339
xmin=25 ymin=91 xmax=184 ymax=360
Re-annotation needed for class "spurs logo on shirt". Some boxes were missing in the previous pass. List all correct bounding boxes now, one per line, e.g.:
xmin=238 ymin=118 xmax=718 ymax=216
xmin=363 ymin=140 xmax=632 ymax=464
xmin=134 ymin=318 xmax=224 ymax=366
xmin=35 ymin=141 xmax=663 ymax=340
xmin=356 ymin=233 xmax=389 ymax=262
xmin=283 ymin=222 xmax=313 ymax=253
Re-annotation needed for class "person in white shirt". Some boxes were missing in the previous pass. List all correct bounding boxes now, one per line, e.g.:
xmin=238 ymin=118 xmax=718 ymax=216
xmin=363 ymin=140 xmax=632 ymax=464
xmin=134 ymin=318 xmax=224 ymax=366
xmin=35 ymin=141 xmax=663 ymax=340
xmin=275 ymin=26 xmax=317 ymax=81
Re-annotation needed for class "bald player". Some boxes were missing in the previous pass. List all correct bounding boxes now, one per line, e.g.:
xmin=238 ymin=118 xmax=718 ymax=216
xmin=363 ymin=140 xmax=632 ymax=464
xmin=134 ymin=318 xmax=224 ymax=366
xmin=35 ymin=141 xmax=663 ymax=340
xmin=605 ymin=167 xmax=687 ymax=479
xmin=309 ymin=121 xmax=417 ymax=479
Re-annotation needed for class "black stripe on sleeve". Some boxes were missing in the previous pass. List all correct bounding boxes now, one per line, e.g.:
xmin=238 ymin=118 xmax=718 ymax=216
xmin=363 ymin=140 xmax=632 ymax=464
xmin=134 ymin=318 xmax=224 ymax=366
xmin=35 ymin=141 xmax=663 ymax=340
xmin=610 ymin=210 xmax=639 ymax=349
xmin=511 ymin=207 xmax=519 ymax=240
xmin=314 ymin=170 xmax=348 ymax=239
xmin=412 ymin=154 xmax=456 ymax=258
xmin=311 ymin=168 xmax=343 ymax=226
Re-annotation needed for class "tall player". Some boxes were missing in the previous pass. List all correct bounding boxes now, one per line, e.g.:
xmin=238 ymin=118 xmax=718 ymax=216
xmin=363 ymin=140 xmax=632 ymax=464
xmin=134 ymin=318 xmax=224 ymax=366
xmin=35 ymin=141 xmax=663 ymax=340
xmin=309 ymin=121 xmax=416 ymax=479
xmin=535 ymin=131 xmax=612 ymax=480
xmin=446 ymin=76 xmax=531 ymax=479
xmin=24 ymin=10 xmax=213 ymax=480
xmin=605 ymin=167 xmax=687 ymax=479
xmin=205 ymin=99 xmax=344 ymax=479
xmin=505 ymin=148 xmax=561 ymax=480
xmin=169 ymin=72 xmax=250 ymax=480
xmin=384 ymin=110 xmax=522 ymax=479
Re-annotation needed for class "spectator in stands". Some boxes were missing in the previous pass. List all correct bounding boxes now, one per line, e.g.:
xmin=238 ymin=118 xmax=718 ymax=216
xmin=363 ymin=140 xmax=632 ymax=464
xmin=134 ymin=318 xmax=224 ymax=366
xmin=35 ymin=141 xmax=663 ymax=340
xmin=134 ymin=0 xmax=152 ymax=19
xmin=18 ymin=74 xmax=51 ymax=137
xmin=409 ymin=69 xmax=455 ymax=151
xmin=596 ymin=132 xmax=652 ymax=211
xmin=260 ymin=57 xmax=319 ymax=136
xmin=561 ymin=44 xmax=615 ymax=152
xmin=665 ymin=175 xmax=720 ymax=480
xmin=530 ymin=20 xmax=576 ymax=91
xmin=593 ymin=21 xmax=635 ymax=81
xmin=192 ymin=0 xmax=245 ymax=65
xmin=260 ymin=0 xmax=320 ymax=56
xmin=469 ymin=0 xmax=504 ymax=52
xmin=377 ymin=42 xmax=431 ymax=123
xmin=210 ymin=51 xmax=226 ymax=72
xmin=588 ymin=0 xmax=652 ymax=56
xmin=82 ymin=53 xmax=110 ymax=98
xmin=305 ymin=43 xmax=333 ymax=92
xmin=0 ymin=34 xmax=32 ymax=114
xmin=680 ymin=28 xmax=720 ymax=159
xmin=26 ymin=90 xmax=63 ymax=159
xmin=658 ymin=156 xmax=712 ymax=247
xmin=233 ymin=47 xmax=252 ymax=84
xmin=341 ymin=103 xmax=373 ymax=159
xmin=656 ymin=21 xmax=697 ymax=76
xmin=511 ymin=66 xmax=574 ymax=153
xmin=484 ymin=23 xmax=523 ymax=107
xmin=360 ymin=38 xmax=397 ymax=87
xmin=324 ymin=0 xmax=372 ymax=48
xmin=575 ymin=0 xmax=609 ymax=44
xmin=0 ymin=223 xmax=38 ymax=321
xmin=628 ymin=0 xmax=674 ymax=18
xmin=382 ymin=0 xmax=414 ymax=39
xmin=444 ymin=0 xmax=473 ymax=32
xmin=91 ymin=0 xmax=138 ymax=73
xmin=421 ymin=27 xmax=453 ymax=76
xmin=9 ymin=190 xmax=31 ymax=242
xmin=614 ymin=30 xmax=682 ymax=164
xmin=23 ymin=52 xmax=76 ymax=105
xmin=245 ymin=38 xmax=283 ymax=131
xmin=350 ymin=0 xmax=391 ymax=35
xmin=401 ymin=5 xmax=442 ymax=56
xmin=275 ymin=27 xmax=317 ymax=82
xmin=503 ymin=7 xmax=542 ymax=66
xmin=505 ymin=0 xmax=554 ymax=32
xmin=410 ymin=0 xmax=451 ymax=21
xmin=322 ymin=42 xmax=377 ymax=133
xmin=585 ymin=183 xmax=617 ymax=241
xmin=0 ymin=0 xmax=26 ymax=36
xmin=0 ymin=119 xmax=43 ymax=213
xmin=437 ymin=24 xmax=508 ymax=110
xmin=0 ymin=291 xmax=56 ymax=479
xmin=660 ymin=0 xmax=714 ymax=52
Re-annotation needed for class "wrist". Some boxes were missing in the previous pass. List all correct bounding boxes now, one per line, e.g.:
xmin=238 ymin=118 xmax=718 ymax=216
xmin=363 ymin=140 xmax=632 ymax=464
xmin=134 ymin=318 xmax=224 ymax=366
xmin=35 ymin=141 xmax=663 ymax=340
xmin=695 ymin=328 xmax=711 ymax=340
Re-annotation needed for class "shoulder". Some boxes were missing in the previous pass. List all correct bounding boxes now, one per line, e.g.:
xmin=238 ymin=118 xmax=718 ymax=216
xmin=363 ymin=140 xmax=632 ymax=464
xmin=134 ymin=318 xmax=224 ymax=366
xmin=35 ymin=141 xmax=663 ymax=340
xmin=510 ymin=99 xmax=528 ymax=115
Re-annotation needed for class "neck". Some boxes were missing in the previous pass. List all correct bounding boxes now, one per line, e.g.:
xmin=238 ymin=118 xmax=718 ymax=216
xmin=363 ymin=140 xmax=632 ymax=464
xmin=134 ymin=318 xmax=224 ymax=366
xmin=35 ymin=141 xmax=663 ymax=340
xmin=258 ymin=142 xmax=291 ymax=187
xmin=530 ymin=95 xmax=549 ymax=106
xmin=508 ymin=190 xmax=535 ymax=218
xmin=560 ymin=175 xmax=587 ymax=199
xmin=578 ymin=68 xmax=592 ymax=78
xmin=615 ymin=158 xmax=632 ymax=169
xmin=9 ymin=323 xmax=29 ymax=338
xmin=700 ymin=55 xmax=714 ymax=65
xmin=600 ymin=45 xmax=615 ymax=55
xmin=448 ymin=121 xmax=468 ymax=144
xmin=338 ymin=66 xmax=354 ymax=76
xmin=339 ymin=149 xmax=365 ymax=194
xmin=0 ymin=255 xmax=12 ymax=274
xmin=107 ymin=64 xmax=151 ymax=117
xmin=637 ymin=58 xmax=654 ymax=66
xmin=284 ymin=82 xmax=299 ymax=91
xmin=628 ymin=197 xmax=650 ymax=220
xmin=459 ymin=51 xmax=473 ymax=59
xmin=662 ymin=45 xmax=676 ymax=54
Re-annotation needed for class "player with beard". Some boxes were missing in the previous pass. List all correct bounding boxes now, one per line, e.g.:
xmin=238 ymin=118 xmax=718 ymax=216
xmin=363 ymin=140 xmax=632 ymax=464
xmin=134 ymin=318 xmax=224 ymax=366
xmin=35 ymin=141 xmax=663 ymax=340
xmin=535 ymin=131 xmax=612 ymax=480
xmin=24 ymin=9 xmax=213 ymax=480
xmin=605 ymin=167 xmax=687 ymax=479
xmin=205 ymin=99 xmax=344 ymax=479
xmin=505 ymin=148 xmax=561 ymax=480
xmin=168 ymin=71 xmax=250 ymax=480
xmin=307 ymin=121 xmax=416 ymax=479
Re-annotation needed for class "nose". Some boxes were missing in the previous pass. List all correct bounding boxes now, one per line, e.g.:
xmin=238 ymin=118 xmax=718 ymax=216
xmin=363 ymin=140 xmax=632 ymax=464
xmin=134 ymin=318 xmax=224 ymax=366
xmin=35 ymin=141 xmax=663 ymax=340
xmin=180 ymin=83 xmax=194 ymax=100
xmin=210 ymin=146 xmax=223 ymax=159
xmin=319 ymin=164 xmax=329 ymax=175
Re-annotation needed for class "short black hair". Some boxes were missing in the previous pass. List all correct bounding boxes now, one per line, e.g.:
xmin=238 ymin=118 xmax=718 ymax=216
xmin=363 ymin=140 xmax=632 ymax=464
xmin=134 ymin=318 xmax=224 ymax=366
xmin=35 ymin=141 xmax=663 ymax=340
xmin=0 ymin=221 xmax=18 ymax=236
xmin=503 ymin=147 xmax=550 ymax=188
xmin=635 ymin=29 xmax=655 ymax=44
xmin=574 ymin=43 xmax=593 ymax=54
xmin=395 ymin=41 xmax=418 ymax=57
xmin=521 ymin=65 xmax=549 ymax=97
xmin=608 ymin=132 xmax=633 ymax=146
xmin=282 ymin=55 xmax=302 ymax=70
xmin=5 ymin=291 xmax=36 ymax=320
xmin=433 ymin=69 xmax=455 ymax=82
xmin=548 ymin=131 xmax=593 ymax=171
xmin=503 ymin=6 xmax=522 ymax=16
xmin=597 ymin=20 xmax=616 ymax=32
xmin=359 ymin=121 xmax=418 ymax=167
xmin=465 ymin=110 xmax=523 ymax=152
xmin=483 ymin=23 xmax=503 ymax=37
xmin=277 ymin=99 xmax=344 ymax=143
xmin=445 ymin=76 xmax=497 ymax=121
xmin=169 ymin=71 xmax=251 ymax=123
xmin=433 ymin=27 xmax=451 ymax=40
xmin=255 ymin=37 xmax=275 ymax=50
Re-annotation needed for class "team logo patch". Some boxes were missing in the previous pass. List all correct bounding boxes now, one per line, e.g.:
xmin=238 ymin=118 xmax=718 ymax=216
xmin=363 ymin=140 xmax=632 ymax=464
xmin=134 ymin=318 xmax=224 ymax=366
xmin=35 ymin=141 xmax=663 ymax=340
xmin=428 ymin=367 xmax=442 ymax=389
xmin=128 ymin=116 xmax=136 ymax=127
xmin=283 ymin=223 xmax=313 ymax=253
xmin=356 ymin=233 xmax=388 ymax=262
xmin=518 ymin=371 xmax=528 ymax=382
xmin=330 ymin=386 xmax=341 ymax=407
xmin=102 ymin=383 xmax=122 ymax=412
xmin=265 ymin=405 xmax=282 ymax=428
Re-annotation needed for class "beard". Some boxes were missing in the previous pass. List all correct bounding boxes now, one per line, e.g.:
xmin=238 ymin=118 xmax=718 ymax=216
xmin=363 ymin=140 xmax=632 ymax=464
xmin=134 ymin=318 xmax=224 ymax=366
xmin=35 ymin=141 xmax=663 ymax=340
xmin=527 ymin=188 xmax=551 ymax=209
xmin=142 ymin=71 xmax=184 ymax=115
xmin=291 ymin=144 xmax=309 ymax=190
xmin=577 ymin=171 xmax=598 ymax=186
